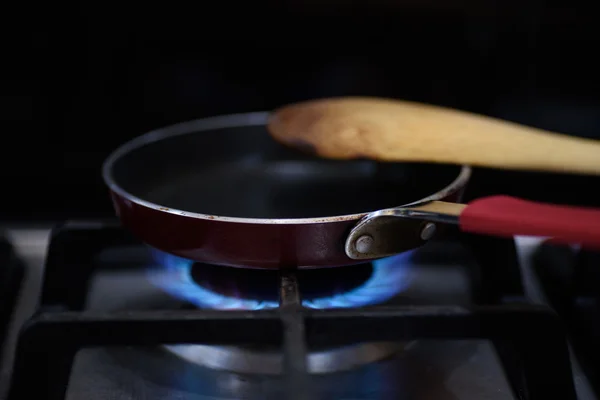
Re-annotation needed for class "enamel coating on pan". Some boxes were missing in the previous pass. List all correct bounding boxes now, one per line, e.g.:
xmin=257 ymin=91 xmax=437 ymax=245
xmin=103 ymin=112 xmax=471 ymax=269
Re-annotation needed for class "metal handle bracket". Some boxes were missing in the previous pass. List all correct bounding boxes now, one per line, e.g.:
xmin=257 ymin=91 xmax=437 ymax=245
xmin=344 ymin=201 xmax=461 ymax=260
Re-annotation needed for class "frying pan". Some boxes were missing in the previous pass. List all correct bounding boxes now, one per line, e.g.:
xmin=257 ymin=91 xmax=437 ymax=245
xmin=102 ymin=112 xmax=600 ymax=269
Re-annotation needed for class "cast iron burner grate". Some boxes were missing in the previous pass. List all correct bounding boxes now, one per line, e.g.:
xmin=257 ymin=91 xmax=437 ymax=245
xmin=7 ymin=221 xmax=578 ymax=400
xmin=533 ymin=242 xmax=600 ymax=395
xmin=0 ymin=234 xmax=24 ymax=360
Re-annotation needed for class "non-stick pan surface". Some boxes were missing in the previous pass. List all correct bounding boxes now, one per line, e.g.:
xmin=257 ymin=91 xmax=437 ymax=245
xmin=109 ymin=119 xmax=463 ymax=219
xmin=104 ymin=112 xmax=469 ymax=268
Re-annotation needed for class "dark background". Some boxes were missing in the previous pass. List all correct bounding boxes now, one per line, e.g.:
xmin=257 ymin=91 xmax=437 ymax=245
xmin=2 ymin=1 xmax=600 ymax=221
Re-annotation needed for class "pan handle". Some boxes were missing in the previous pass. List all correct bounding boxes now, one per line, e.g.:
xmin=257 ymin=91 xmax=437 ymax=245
xmin=459 ymin=195 xmax=600 ymax=248
xmin=345 ymin=195 xmax=600 ymax=260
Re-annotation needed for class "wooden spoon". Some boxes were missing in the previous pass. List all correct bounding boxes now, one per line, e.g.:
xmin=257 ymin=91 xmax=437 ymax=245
xmin=267 ymin=96 xmax=600 ymax=175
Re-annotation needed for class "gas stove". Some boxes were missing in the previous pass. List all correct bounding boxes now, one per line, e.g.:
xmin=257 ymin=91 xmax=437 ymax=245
xmin=0 ymin=222 xmax=596 ymax=400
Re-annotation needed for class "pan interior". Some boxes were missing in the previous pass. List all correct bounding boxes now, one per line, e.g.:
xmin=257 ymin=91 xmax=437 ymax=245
xmin=109 ymin=125 xmax=463 ymax=219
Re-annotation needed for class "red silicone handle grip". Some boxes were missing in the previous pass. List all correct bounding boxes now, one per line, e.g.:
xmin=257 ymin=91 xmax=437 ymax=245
xmin=459 ymin=195 xmax=600 ymax=249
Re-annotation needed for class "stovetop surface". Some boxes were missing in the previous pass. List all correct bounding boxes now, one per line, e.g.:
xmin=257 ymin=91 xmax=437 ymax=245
xmin=0 ymin=224 xmax=596 ymax=400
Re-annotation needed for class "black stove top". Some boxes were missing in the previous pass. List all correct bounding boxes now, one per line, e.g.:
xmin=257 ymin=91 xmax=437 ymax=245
xmin=533 ymin=243 xmax=600 ymax=396
xmin=0 ymin=236 xmax=23 ymax=362
xmin=0 ymin=222 xmax=595 ymax=400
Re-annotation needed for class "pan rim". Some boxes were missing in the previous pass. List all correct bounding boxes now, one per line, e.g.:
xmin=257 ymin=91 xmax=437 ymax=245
xmin=102 ymin=112 xmax=472 ymax=225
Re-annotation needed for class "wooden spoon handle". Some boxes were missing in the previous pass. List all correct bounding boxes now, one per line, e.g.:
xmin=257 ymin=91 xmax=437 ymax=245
xmin=414 ymin=119 xmax=600 ymax=175
xmin=362 ymin=102 xmax=600 ymax=175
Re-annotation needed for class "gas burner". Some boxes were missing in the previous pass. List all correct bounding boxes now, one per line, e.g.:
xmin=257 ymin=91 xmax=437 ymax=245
xmin=147 ymin=249 xmax=416 ymax=310
xmin=146 ymin=249 xmax=415 ymax=373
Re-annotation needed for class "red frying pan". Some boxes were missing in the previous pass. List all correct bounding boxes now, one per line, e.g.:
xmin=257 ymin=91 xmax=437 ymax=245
xmin=102 ymin=112 xmax=600 ymax=269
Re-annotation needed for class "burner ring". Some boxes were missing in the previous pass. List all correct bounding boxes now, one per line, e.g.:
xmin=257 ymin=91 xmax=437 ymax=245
xmin=163 ymin=341 xmax=412 ymax=375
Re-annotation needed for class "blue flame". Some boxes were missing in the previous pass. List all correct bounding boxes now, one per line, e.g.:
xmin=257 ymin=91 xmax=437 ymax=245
xmin=147 ymin=250 xmax=414 ymax=310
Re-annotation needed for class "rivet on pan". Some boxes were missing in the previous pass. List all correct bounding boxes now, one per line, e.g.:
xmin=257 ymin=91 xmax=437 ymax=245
xmin=420 ymin=222 xmax=437 ymax=241
xmin=355 ymin=235 xmax=374 ymax=254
